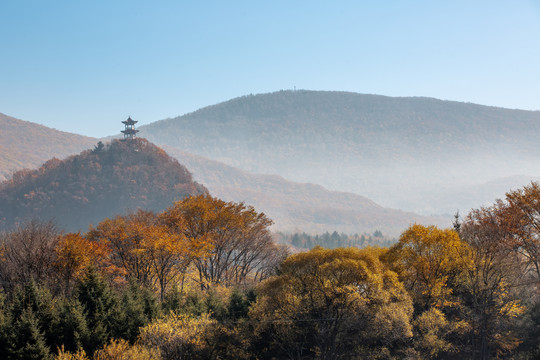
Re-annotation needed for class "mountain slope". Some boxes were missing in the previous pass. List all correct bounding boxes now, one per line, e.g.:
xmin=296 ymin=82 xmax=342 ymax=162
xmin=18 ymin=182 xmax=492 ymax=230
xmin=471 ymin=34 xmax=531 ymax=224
xmin=164 ymin=146 xmax=449 ymax=235
xmin=140 ymin=91 xmax=540 ymax=213
xmin=0 ymin=112 xmax=96 ymax=181
xmin=0 ymin=139 xmax=206 ymax=232
xmin=0 ymin=111 xmax=442 ymax=235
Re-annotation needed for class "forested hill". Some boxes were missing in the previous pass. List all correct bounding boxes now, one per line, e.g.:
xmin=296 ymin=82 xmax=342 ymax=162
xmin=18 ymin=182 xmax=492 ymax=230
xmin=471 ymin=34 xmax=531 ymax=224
xmin=0 ymin=112 xmax=96 ymax=181
xmin=140 ymin=91 xmax=540 ymax=214
xmin=143 ymin=90 xmax=540 ymax=161
xmin=0 ymin=139 xmax=207 ymax=232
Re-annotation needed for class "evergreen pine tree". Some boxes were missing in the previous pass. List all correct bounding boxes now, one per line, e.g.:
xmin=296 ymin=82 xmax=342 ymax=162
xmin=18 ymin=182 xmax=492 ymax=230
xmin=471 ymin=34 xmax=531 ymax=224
xmin=10 ymin=280 xmax=58 ymax=352
xmin=10 ymin=307 xmax=51 ymax=360
xmin=114 ymin=280 xmax=157 ymax=343
xmin=0 ymin=291 xmax=11 ymax=359
xmin=51 ymin=298 xmax=90 ymax=353
xmin=227 ymin=288 xmax=255 ymax=321
xmin=75 ymin=268 xmax=118 ymax=354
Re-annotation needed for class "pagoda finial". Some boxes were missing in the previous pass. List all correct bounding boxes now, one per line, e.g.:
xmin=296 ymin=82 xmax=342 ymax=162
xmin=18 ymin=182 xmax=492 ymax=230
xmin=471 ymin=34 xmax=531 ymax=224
xmin=121 ymin=116 xmax=139 ymax=139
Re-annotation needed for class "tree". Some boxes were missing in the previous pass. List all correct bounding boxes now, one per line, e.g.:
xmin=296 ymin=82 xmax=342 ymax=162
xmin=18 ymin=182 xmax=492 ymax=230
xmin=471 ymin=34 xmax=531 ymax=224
xmin=115 ymin=280 xmax=158 ymax=343
xmin=384 ymin=224 xmax=469 ymax=311
xmin=51 ymin=299 xmax=90 ymax=354
xmin=250 ymin=246 xmax=413 ymax=359
xmin=75 ymin=268 xmax=120 ymax=355
xmin=460 ymin=205 xmax=527 ymax=359
xmin=504 ymin=181 xmax=540 ymax=282
xmin=0 ymin=220 xmax=59 ymax=295
xmin=86 ymin=210 xmax=157 ymax=287
xmin=53 ymin=233 xmax=105 ymax=295
xmin=160 ymin=194 xmax=279 ymax=288
xmin=10 ymin=307 xmax=52 ymax=360
xmin=383 ymin=224 xmax=472 ymax=358
xmin=139 ymin=223 xmax=189 ymax=301
xmin=138 ymin=313 xmax=217 ymax=360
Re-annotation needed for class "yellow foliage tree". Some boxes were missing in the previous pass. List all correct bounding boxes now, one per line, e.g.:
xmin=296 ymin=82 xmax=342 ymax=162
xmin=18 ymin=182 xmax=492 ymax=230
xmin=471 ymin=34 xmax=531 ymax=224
xmin=250 ymin=246 xmax=413 ymax=359
xmin=138 ymin=312 xmax=216 ymax=359
xmin=86 ymin=211 xmax=155 ymax=286
xmin=385 ymin=224 xmax=469 ymax=310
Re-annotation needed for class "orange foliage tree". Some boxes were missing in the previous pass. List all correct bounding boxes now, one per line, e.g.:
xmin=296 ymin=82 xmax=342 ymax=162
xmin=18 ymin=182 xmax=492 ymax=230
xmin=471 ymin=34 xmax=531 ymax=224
xmin=53 ymin=232 xmax=108 ymax=295
xmin=505 ymin=182 xmax=540 ymax=282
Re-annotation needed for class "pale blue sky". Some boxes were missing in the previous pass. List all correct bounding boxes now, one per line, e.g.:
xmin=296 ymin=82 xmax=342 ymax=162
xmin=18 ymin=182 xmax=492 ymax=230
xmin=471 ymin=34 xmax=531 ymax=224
xmin=1 ymin=0 xmax=539 ymax=137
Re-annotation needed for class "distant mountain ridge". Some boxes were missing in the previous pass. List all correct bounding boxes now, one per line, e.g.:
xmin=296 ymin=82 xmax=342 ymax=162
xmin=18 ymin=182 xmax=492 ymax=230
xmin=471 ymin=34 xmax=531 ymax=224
xmin=2 ymin=89 xmax=539 ymax=232
xmin=0 ymin=112 xmax=96 ymax=181
xmin=140 ymin=90 xmax=540 ymax=213
xmin=0 ymin=110 xmax=445 ymax=235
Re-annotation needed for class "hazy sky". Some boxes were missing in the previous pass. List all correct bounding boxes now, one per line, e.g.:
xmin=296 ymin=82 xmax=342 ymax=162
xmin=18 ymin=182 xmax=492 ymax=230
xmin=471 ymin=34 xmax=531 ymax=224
xmin=1 ymin=1 xmax=539 ymax=138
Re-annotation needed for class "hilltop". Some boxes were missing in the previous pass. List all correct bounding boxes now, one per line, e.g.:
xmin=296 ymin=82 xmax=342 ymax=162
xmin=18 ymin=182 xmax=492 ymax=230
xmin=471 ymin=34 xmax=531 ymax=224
xmin=140 ymin=90 xmax=540 ymax=213
xmin=0 ymin=138 xmax=206 ymax=231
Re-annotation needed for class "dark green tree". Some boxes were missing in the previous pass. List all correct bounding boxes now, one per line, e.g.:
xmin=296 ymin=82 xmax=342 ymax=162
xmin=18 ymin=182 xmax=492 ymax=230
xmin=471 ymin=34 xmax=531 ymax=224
xmin=227 ymin=288 xmax=255 ymax=321
xmin=75 ymin=268 xmax=119 ymax=354
xmin=114 ymin=280 xmax=157 ymax=343
xmin=9 ymin=280 xmax=58 ymax=352
xmin=0 ymin=292 xmax=11 ymax=359
xmin=51 ymin=298 xmax=89 ymax=353
xmin=9 ymin=308 xmax=51 ymax=360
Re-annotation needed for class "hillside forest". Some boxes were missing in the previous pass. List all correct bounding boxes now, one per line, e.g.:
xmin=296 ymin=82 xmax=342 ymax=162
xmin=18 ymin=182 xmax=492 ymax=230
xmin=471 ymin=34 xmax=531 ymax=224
xmin=0 ymin=183 xmax=539 ymax=359
xmin=0 ymin=139 xmax=206 ymax=232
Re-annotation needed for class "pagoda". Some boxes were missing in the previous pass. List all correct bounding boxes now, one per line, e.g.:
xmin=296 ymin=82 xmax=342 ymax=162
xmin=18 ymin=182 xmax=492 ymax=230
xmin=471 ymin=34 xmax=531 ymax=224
xmin=121 ymin=116 xmax=139 ymax=140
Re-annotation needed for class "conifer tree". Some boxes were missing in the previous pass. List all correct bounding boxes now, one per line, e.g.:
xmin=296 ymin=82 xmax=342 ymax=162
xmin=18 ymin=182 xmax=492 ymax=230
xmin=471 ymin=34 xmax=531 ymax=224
xmin=114 ymin=280 xmax=157 ymax=343
xmin=75 ymin=268 xmax=118 ymax=355
xmin=52 ymin=298 xmax=90 ymax=353
xmin=10 ymin=307 xmax=51 ymax=360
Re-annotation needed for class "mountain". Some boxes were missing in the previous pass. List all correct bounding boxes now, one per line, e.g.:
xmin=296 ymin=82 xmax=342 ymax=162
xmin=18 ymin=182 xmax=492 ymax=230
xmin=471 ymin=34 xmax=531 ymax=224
xmin=163 ymin=146 xmax=449 ymax=236
xmin=0 ymin=112 xmax=96 ymax=181
xmin=0 ymin=138 xmax=206 ymax=232
xmin=0 ymin=109 xmax=444 ymax=235
xmin=139 ymin=90 xmax=540 ymax=214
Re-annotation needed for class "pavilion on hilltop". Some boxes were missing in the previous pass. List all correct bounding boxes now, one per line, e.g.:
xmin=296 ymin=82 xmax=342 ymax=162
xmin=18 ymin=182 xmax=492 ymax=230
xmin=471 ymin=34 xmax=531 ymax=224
xmin=121 ymin=116 xmax=139 ymax=139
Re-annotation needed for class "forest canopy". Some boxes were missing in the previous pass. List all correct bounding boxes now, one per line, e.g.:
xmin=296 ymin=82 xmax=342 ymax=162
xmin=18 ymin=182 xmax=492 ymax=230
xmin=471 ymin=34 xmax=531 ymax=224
xmin=0 ymin=184 xmax=538 ymax=359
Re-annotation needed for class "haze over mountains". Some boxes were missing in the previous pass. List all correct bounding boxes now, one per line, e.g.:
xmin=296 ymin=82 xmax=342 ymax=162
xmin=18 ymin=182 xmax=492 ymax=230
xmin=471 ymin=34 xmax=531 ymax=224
xmin=141 ymin=90 xmax=540 ymax=214
xmin=164 ymin=147 xmax=444 ymax=235
xmin=1 ymin=90 xmax=539 ymax=234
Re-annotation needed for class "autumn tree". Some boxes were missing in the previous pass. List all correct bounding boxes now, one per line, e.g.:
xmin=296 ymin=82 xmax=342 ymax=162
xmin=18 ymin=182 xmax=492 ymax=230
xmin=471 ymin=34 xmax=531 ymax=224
xmin=384 ymin=224 xmax=469 ymax=311
xmin=459 ymin=205 xmax=528 ymax=359
xmin=383 ymin=224 xmax=472 ymax=358
xmin=53 ymin=232 xmax=107 ymax=296
xmin=88 ymin=208 xmax=206 ymax=299
xmin=250 ymin=246 xmax=414 ymax=359
xmin=86 ymin=210 xmax=157 ymax=287
xmin=139 ymin=223 xmax=191 ymax=301
xmin=137 ymin=312 xmax=217 ymax=360
xmin=161 ymin=194 xmax=280 ymax=288
xmin=504 ymin=181 xmax=540 ymax=282
xmin=0 ymin=220 xmax=60 ymax=295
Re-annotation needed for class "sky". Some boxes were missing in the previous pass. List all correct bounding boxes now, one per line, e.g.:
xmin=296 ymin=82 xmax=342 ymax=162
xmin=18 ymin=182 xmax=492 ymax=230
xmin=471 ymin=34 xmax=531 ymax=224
xmin=1 ymin=0 xmax=540 ymax=138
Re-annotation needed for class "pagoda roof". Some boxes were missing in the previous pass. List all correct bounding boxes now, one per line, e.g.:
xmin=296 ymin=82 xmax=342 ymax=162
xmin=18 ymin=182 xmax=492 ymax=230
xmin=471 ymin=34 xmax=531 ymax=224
xmin=122 ymin=116 xmax=138 ymax=125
